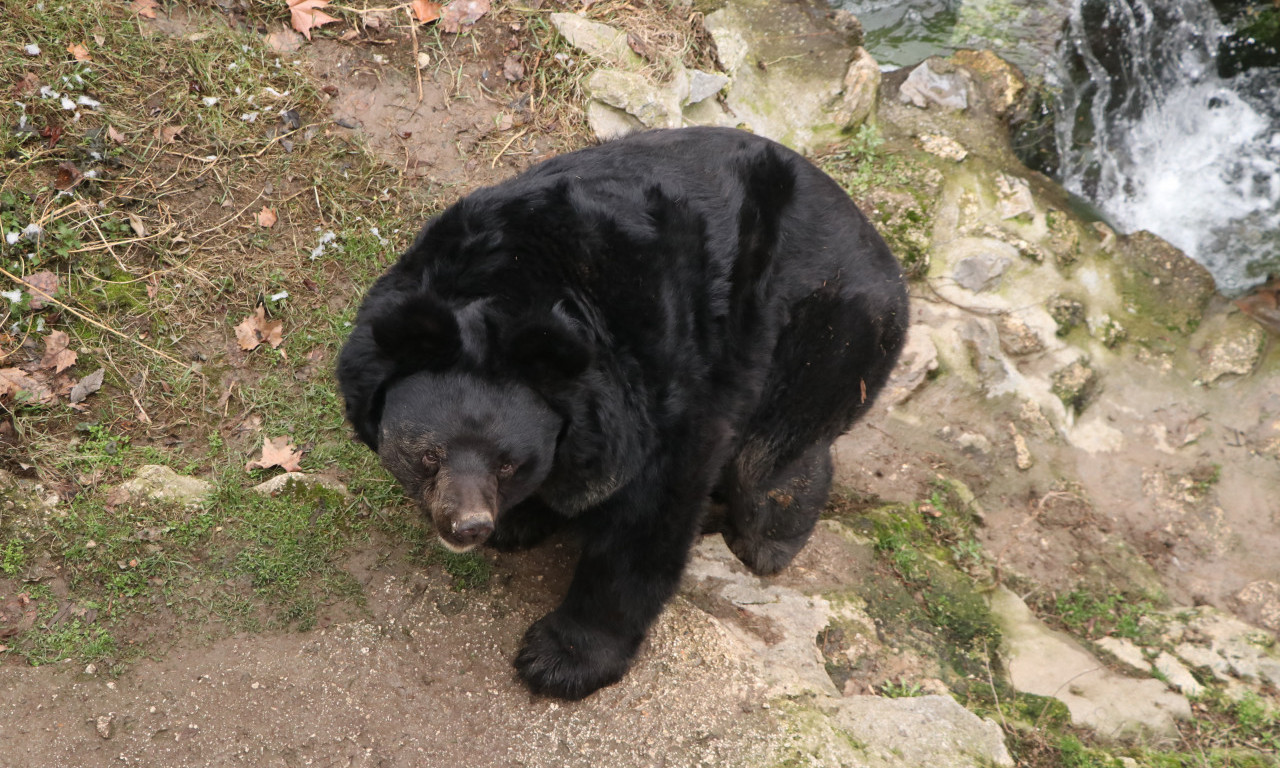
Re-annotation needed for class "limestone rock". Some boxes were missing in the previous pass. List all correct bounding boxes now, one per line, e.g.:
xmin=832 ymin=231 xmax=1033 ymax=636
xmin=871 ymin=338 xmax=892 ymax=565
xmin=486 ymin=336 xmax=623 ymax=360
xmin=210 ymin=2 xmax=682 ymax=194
xmin=252 ymin=472 xmax=350 ymax=498
xmin=952 ymin=252 xmax=1010 ymax=293
xmin=997 ymin=315 xmax=1044 ymax=356
xmin=995 ymin=173 xmax=1036 ymax=221
xmin=586 ymin=100 xmax=643 ymax=140
xmin=705 ymin=0 xmax=877 ymax=152
xmin=586 ymin=68 xmax=683 ymax=129
xmin=1234 ymin=580 xmax=1280 ymax=633
xmin=951 ymin=49 xmax=1026 ymax=117
xmin=989 ymin=587 xmax=1190 ymax=741
xmin=1200 ymin=316 xmax=1266 ymax=383
xmin=1096 ymin=636 xmax=1150 ymax=673
xmin=920 ymin=133 xmax=968 ymax=162
xmin=899 ymin=58 xmax=970 ymax=111
xmin=1153 ymin=652 xmax=1204 ymax=696
xmin=1051 ymin=359 xmax=1098 ymax=414
xmin=831 ymin=695 xmax=1014 ymax=767
xmin=117 ymin=465 xmax=212 ymax=507
xmin=549 ymin=14 xmax=644 ymax=69
xmin=686 ymin=69 xmax=729 ymax=105
xmin=880 ymin=329 xmax=939 ymax=407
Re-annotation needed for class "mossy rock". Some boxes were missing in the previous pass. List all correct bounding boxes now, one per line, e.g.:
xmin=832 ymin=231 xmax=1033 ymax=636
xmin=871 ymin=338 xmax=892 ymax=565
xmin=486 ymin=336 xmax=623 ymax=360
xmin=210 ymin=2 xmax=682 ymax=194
xmin=1112 ymin=231 xmax=1216 ymax=335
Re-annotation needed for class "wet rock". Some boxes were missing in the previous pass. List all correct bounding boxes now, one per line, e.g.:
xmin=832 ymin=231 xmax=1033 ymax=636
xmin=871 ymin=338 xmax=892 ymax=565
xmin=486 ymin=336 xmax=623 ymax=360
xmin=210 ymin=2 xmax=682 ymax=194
xmin=959 ymin=317 xmax=1010 ymax=392
xmin=997 ymin=315 xmax=1044 ymax=356
xmin=251 ymin=472 xmax=350 ymax=498
xmin=957 ymin=431 xmax=992 ymax=455
xmin=1113 ymin=231 xmax=1216 ymax=335
xmin=989 ymin=587 xmax=1190 ymax=741
xmin=899 ymin=58 xmax=970 ymax=111
xmin=549 ymin=14 xmax=644 ymax=69
xmin=705 ymin=0 xmax=878 ymax=151
xmin=1047 ymin=295 xmax=1085 ymax=336
xmin=117 ymin=465 xmax=212 ymax=507
xmin=1089 ymin=314 xmax=1127 ymax=348
xmin=830 ymin=695 xmax=1014 ymax=767
xmin=951 ymin=49 xmax=1026 ymax=117
xmin=920 ymin=133 xmax=968 ymax=162
xmin=1051 ymin=359 xmax=1098 ymax=414
xmin=995 ymin=173 xmax=1036 ymax=221
xmin=952 ymin=252 xmax=1011 ymax=293
xmin=1199 ymin=315 xmax=1267 ymax=383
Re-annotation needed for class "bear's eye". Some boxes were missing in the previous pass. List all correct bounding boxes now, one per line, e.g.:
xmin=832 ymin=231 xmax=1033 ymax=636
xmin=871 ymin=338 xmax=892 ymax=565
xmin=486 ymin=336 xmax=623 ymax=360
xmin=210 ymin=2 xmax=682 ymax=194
xmin=423 ymin=449 xmax=443 ymax=473
xmin=497 ymin=462 xmax=517 ymax=480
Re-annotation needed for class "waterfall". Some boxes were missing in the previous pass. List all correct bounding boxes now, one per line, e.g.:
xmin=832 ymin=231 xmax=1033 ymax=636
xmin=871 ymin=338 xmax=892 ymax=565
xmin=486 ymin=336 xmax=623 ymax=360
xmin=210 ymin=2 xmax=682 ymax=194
xmin=1052 ymin=0 xmax=1280 ymax=295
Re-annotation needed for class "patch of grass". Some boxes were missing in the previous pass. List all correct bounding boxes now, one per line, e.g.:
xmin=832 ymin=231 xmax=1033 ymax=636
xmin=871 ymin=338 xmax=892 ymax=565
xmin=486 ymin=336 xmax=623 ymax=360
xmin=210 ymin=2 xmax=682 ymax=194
xmin=432 ymin=548 xmax=493 ymax=591
xmin=18 ymin=616 xmax=118 ymax=668
xmin=1044 ymin=589 xmax=1157 ymax=642
xmin=1 ymin=537 xmax=29 ymax=576
xmin=877 ymin=680 xmax=924 ymax=698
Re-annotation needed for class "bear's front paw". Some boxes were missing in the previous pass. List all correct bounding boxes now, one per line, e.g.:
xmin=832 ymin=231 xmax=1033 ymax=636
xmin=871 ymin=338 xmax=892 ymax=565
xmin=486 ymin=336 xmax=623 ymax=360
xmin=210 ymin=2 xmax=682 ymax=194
xmin=513 ymin=612 xmax=637 ymax=700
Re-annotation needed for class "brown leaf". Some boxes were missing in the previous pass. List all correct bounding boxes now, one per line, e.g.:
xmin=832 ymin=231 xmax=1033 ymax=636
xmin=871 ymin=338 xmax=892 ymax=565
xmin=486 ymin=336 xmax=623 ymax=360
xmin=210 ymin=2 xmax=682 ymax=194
xmin=21 ymin=270 xmax=57 ymax=310
xmin=106 ymin=124 xmax=126 ymax=144
xmin=265 ymin=25 xmax=304 ymax=53
xmin=287 ymin=0 xmax=340 ymax=40
xmin=156 ymin=124 xmax=184 ymax=144
xmin=246 ymin=435 xmax=304 ymax=473
xmin=55 ymin=161 xmax=83 ymax=191
xmin=257 ymin=206 xmax=278 ymax=228
xmin=627 ymin=32 xmax=655 ymax=62
xmin=234 ymin=305 xmax=285 ymax=351
xmin=440 ymin=0 xmax=490 ymax=34
xmin=39 ymin=331 xmax=77 ymax=374
xmin=411 ymin=0 xmax=443 ymax=23
xmin=0 ymin=368 xmax=54 ymax=405
xmin=131 ymin=0 xmax=158 ymax=18
xmin=69 ymin=368 xmax=105 ymax=404
xmin=67 ymin=43 xmax=92 ymax=62
xmin=14 ymin=72 xmax=40 ymax=97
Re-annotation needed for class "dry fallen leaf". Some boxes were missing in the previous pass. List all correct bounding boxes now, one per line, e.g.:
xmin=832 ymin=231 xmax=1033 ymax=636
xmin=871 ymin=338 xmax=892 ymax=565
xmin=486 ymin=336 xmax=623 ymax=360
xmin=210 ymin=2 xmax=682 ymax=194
xmin=131 ymin=0 xmax=158 ymax=18
xmin=246 ymin=435 xmax=304 ymax=473
xmin=126 ymin=212 xmax=148 ymax=237
xmin=67 ymin=43 xmax=92 ymax=61
xmin=0 ymin=368 xmax=54 ymax=405
xmin=411 ymin=0 xmax=443 ymax=23
xmin=156 ymin=124 xmax=184 ymax=144
xmin=265 ymin=25 xmax=304 ymax=53
xmin=55 ymin=161 xmax=83 ymax=191
xmin=503 ymin=55 xmax=524 ymax=82
xmin=287 ymin=0 xmax=340 ymax=40
xmin=39 ymin=331 xmax=78 ymax=374
xmin=70 ymin=368 xmax=105 ymax=404
xmin=440 ymin=0 xmax=490 ymax=34
xmin=21 ymin=270 xmax=57 ymax=310
xmin=235 ymin=305 xmax=285 ymax=351
xmin=106 ymin=124 xmax=126 ymax=144
xmin=257 ymin=206 xmax=278 ymax=228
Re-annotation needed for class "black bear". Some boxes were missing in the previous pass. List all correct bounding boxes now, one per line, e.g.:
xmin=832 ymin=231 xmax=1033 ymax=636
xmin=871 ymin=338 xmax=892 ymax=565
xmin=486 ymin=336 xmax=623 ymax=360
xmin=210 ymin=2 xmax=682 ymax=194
xmin=337 ymin=127 xmax=908 ymax=700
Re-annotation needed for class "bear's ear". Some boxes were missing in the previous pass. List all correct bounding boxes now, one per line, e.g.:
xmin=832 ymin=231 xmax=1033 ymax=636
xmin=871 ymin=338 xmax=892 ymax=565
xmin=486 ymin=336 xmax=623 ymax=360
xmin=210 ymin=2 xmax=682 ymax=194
xmin=506 ymin=306 xmax=593 ymax=387
xmin=335 ymin=323 xmax=393 ymax=451
xmin=369 ymin=290 xmax=461 ymax=372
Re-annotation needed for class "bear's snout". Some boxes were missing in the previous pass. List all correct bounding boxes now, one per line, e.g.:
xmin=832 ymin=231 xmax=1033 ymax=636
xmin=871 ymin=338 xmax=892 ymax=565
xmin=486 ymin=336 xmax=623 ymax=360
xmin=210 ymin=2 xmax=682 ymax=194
xmin=438 ymin=512 xmax=494 ymax=551
xmin=429 ymin=469 xmax=498 ymax=552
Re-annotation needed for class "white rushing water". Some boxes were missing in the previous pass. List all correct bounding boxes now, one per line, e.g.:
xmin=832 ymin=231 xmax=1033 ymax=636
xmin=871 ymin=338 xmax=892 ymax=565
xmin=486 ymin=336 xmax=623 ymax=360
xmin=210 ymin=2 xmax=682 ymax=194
xmin=1052 ymin=0 xmax=1280 ymax=295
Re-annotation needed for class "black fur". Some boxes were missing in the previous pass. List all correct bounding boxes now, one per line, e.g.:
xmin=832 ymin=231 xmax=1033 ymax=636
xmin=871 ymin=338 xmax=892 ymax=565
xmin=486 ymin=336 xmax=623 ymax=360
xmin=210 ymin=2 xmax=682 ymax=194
xmin=337 ymin=127 xmax=909 ymax=699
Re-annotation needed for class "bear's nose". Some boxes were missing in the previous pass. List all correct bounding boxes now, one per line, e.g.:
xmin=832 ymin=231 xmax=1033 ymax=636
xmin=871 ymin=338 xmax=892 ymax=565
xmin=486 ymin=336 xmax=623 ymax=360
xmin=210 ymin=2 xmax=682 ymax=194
xmin=450 ymin=514 xmax=494 ymax=547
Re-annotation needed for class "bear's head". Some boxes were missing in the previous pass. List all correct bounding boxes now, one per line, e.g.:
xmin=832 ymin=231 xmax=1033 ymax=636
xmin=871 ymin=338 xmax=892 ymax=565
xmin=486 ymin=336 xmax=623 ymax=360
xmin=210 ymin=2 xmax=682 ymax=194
xmin=338 ymin=288 xmax=593 ymax=551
